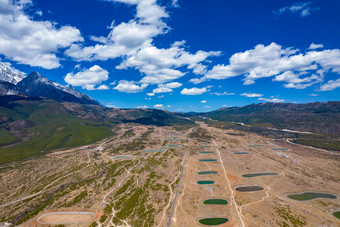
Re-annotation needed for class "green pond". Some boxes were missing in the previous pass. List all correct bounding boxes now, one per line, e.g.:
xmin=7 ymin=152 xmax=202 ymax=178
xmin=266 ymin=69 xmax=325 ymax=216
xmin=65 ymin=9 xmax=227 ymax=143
xmin=287 ymin=192 xmax=337 ymax=201
xmin=142 ymin=150 xmax=164 ymax=152
xmin=272 ymin=148 xmax=288 ymax=151
xmin=197 ymin=180 xmax=214 ymax=185
xmin=198 ymin=218 xmax=228 ymax=225
xmin=203 ymin=199 xmax=228 ymax=205
xmin=333 ymin=211 xmax=340 ymax=219
xmin=198 ymin=171 xmax=218 ymax=175
xmin=236 ymin=186 xmax=264 ymax=192
xmin=199 ymin=159 xmax=217 ymax=162
xmin=242 ymin=173 xmax=279 ymax=177
xmin=234 ymin=152 xmax=249 ymax=154
xmin=200 ymin=146 xmax=211 ymax=148
xmin=248 ymin=145 xmax=264 ymax=147
xmin=199 ymin=151 xmax=215 ymax=154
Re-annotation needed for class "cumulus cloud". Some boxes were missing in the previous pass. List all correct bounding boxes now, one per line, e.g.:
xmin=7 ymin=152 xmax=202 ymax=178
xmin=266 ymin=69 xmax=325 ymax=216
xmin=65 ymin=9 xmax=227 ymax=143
xmin=241 ymin=93 xmax=263 ymax=98
xmin=153 ymin=104 xmax=164 ymax=108
xmin=308 ymin=43 xmax=324 ymax=50
xmin=258 ymin=98 xmax=285 ymax=103
xmin=146 ymin=92 xmax=155 ymax=96
xmin=210 ymin=91 xmax=235 ymax=96
xmin=152 ymin=81 xmax=182 ymax=93
xmin=200 ymin=100 xmax=207 ymax=103
xmin=65 ymin=0 xmax=220 ymax=92
xmin=181 ymin=87 xmax=209 ymax=95
xmin=0 ymin=0 xmax=83 ymax=68
xmin=273 ymin=2 xmax=317 ymax=17
xmin=64 ymin=65 xmax=109 ymax=90
xmin=319 ymin=78 xmax=340 ymax=91
xmin=195 ymin=42 xmax=340 ymax=90
xmin=113 ymin=80 xmax=148 ymax=93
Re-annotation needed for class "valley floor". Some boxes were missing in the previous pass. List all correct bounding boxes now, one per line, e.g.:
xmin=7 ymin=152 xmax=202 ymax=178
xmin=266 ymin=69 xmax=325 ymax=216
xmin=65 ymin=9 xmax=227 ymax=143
xmin=0 ymin=122 xmax=339 ymax=226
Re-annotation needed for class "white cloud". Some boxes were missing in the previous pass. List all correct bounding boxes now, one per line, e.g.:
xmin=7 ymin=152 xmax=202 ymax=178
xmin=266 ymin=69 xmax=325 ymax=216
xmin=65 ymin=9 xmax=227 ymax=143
xmin=118 ymin=43 xmax=220 ymax=84
xmin=157 ymin=95 xmax=164 ymax=98
xmin=136 ymin=105 xmax=149 ymax=108
xmin=153 ymin=87 xmax=172 ymax=93
xmin=152 ymin=81 xmax=182 ymax=93
xmin=241 ymin=93 xmax=263 ymax=98
xmin=210 ymin=91 xmax=235 ymax=96
xmin=273 ymin=2 xmax=317 ymax=17
xmin=167 ymin=104 xmax=172 ymax=108
xmin=113 ymin=80 xmax=148 ymax=93
xmin=201 ymin=100 xmax=207 ymax=103
xmin=97 ymin=84 xmax=110 ymax=90
xmin=308 ymin=93 xmax=319 ymax=96
xmin=146 ymin=92 xmax=155 ymax=96
xmin=308 ymin=43 xmax=324 ymax=50
xmin=64 ymin=65 xmax=109 ymax=90
xmin=319 ymin=78 xmax=340 ymax=91
xmin=181 ymin=87 xmax=209 ymax=95
xmin=0 ymin=0 xmax=83 ymax=68
xmin=194 ymin=42 xmax=340 ymax=90
xmin=258 ymin=98 xmax=285 ymax=103
xmin=153 ymin=104 xmax=164 ymax=108
xmin=204 ymin=106 xmax=210 ymax=108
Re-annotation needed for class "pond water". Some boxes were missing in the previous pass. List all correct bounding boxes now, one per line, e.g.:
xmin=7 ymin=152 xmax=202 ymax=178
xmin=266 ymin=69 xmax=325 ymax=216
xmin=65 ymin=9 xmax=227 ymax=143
xmin=235 ymin=186 xmax=264 ymax=192
xmin=287 ymin=192 xmax=337 ymax=201
xmin=203 ymin=199 xmax=228 ymax=205
xmin=197 ymin=180 xmax=215 ymax=185
xmin=198 ymin=171 xmax=218 ymax=175
xmin=242 ymin=173 xmax=279 ymax=177
xmin=198 ymin=218 xmax=228 ymax=225
xmin=199 ymin=159 xmax=217 ymax=162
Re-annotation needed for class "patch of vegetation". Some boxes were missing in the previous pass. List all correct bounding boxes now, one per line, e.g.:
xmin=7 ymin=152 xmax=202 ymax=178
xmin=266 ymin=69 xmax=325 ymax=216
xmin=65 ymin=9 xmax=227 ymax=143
xmin=67 ymin=190 xmax=87 ymax=206
xmin=0 ymin=128 xmax=20 ymax=146
xmin=275 ymin=205 xmax=306 ymax=227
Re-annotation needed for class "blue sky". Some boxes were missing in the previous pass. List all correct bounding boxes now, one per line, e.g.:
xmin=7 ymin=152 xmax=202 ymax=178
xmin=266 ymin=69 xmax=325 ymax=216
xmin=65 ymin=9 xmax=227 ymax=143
xmin=0 ymin=0 xmax=339 ymax=111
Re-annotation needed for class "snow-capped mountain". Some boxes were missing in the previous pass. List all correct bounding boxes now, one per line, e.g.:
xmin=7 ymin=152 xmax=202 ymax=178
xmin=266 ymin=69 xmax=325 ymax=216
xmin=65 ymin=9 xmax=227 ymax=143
xmin=0 ymin=62 xmax=101 ymax=105
xmin=17 ymin=72 xmax=101 ymax=105
xmin=0 ymin=62 xmax=26 ymax=84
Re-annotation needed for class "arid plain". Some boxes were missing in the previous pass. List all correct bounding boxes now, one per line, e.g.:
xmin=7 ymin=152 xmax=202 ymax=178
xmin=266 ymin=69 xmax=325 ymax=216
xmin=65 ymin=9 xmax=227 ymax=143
xmin=0 ymin=122 xmax=339 ymax=226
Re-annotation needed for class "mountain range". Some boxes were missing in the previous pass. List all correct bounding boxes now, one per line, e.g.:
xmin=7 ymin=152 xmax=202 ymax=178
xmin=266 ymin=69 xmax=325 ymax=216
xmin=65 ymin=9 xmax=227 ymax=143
xmin=0 ymin=62 xmax=100 ymax=105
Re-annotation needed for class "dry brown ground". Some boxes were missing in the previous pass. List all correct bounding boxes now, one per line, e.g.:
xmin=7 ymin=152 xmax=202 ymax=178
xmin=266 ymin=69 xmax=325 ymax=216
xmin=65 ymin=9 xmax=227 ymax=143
xmin=0 ymin=122 xmax=339 ymax=227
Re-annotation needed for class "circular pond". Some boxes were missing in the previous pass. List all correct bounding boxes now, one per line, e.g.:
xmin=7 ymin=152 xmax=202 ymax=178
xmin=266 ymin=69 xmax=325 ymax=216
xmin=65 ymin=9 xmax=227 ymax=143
xmin=242 ymin=173 xmax=279 ymax=177
xmin=235 ymin=186 xmax=264 ymax=192
xmin=197 ymin=180 xmax=215 ymax=185
xmin=287 ymin=192 xmax=337 ymax=201
xmin=198 ymin=171 xmax=218 ymax=175
xmin=203 ymin=199 xmax=228 ymax=205
xmin=198 ymin=218 xmax=228 ymax=225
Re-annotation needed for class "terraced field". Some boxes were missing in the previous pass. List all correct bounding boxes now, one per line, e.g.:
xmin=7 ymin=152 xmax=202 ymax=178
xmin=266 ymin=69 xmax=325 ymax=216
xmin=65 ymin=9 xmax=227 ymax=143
xmin=0 ymin=122 xmax=339 ymax=226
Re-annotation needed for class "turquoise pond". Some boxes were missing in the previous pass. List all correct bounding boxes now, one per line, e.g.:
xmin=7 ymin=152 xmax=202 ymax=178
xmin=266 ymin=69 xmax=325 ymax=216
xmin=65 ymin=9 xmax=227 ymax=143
xmin=199 ymin=159 xmax=217 ymax=162
xmin=161 ymin=147 xmax=182 ymax=149
xmin=198 ymin=171 xmax=218 ymax=175
xmin=199 ymin=151 xmax=215 ymax=154
xmin=142 ymin=150 xmax=164 ymax=152
xmin=234 ymin=152 xmax=249 ymax=154
xmin=200 ymin=146 xmax=211 ymax=148
xmin=168 ymin=138 xmax=185 ymax=141
xmin=272 ymin=148 xmax=288 ymax=151
xmin=242 ymin=173 xmax=279 ymax=177
xmin=248 ymin=145 xmax=264 ymax=147
xmin=167 ymin=144 xmax=184 ymax=146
